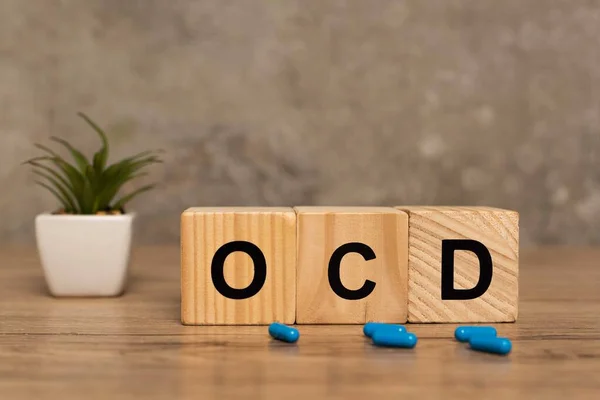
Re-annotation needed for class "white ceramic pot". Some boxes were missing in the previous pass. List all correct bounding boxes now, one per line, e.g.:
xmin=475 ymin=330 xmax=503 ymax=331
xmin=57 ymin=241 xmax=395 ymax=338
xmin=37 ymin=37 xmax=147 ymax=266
xmin=35 ymin=213 xmax=135 ymax=297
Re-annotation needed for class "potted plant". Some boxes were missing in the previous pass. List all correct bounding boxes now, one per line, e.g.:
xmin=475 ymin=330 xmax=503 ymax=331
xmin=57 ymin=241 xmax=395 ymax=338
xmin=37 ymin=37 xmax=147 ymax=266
xmin=24 ymin=112 xmax=163 ymax=297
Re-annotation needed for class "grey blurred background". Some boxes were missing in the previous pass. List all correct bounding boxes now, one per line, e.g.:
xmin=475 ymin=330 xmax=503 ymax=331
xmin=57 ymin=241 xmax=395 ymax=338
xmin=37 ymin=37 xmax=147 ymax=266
xmin=1 ymin=0 xmax=599 ymax=247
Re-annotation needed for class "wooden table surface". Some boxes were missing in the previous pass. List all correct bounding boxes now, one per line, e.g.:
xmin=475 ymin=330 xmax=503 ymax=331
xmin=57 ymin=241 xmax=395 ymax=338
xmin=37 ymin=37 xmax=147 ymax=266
xmin=0 ymin=245 xmax=599 ymax=399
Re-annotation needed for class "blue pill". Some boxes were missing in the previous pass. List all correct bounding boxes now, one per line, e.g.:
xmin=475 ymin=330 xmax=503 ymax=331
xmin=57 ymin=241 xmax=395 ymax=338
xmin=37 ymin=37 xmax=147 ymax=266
xmin=372 ymin=331 xmax=418 ymax=348
xmin=469 ymin=336 xmax=512 ymax=355
xmin=454 ymin=326 xmax=497 ymax=342
xmin=268 ymin=323 xmax=299 ymax=343
xmin=363 ymin=322 xmax=406 ymax=338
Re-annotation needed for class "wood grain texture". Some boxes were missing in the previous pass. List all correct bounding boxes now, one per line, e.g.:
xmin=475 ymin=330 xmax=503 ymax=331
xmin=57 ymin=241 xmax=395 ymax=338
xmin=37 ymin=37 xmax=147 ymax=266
xmin=397 ymin=206 xmax=519 ymax=323
xmin=295 ymin=207 xmax=408 ymax=324
xmin=0 ymin=246 xmax=599 ymax=399
xmin=181 ymin=207 xmax=296 ymax=325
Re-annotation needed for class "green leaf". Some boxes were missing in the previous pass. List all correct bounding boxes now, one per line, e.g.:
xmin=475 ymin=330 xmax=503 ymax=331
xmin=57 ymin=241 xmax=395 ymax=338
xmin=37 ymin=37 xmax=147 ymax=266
xmin=77 ymin=112 xmax=109 ymax=144
xmin=34 ymin=143 xmax=61 ymax=158
xmin=95 ymin=155 xmax=162 ymax=206
xmin=75 ymin=165 xmax=97 ymax=214
xmin=102 ymin=150 xmax=163 ymax=177
xmin=21 ymin=156 xmax=54 ymax=165
xmin=26 ymin=160 xmax=79 ymax=211
xmin=45 ymin=157 xmax=85 ymax=211
xmin=84 ymin=165 xmax=99 ymax=213
xmin=96 ymin=171 xmax=150 ymax=208
xmin=92 ymin=150 xmax=107 ymax=175
xmin=78 ymin=112 xmax=110 ymax=174
xmin=32 ymin=169 xmax=78 ymax=213
xmin=25 ymin=160 xmax=71 ymax=191
xmin=49 ymin=136 xmax=90 ymax=173
xmin=112 ymin=184 xmax=156 ymax=210
xmin=25 ymin=155 xmax=85 ymax=199
xmin=34 ymin=180 xmax=71 ymax=212
xmin=51 ymin=157 xmax=85 ymax=201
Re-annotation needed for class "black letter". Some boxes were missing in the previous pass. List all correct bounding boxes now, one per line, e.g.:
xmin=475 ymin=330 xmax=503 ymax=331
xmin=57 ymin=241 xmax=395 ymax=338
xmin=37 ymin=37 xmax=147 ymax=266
xmin=211 ymin=241 xmax=267 ymax=300
xmin=328 ymin=242 xmax=377 ymax=300
xmin=441 ymin=239 xmax=493 ymax=300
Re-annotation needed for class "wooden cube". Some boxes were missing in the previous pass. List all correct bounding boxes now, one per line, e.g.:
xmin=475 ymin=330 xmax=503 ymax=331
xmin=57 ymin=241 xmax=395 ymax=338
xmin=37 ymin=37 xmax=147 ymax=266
xmin=181 ymin=207 xmax=296 ymax=325
xmin=295 ymin=207 xmax=409 ymax=324
xmin=396 ymin=206 xmax=519 ymax=323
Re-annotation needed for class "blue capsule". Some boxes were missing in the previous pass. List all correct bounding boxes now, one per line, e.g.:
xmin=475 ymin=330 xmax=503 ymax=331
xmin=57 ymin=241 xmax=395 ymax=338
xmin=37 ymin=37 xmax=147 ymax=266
xmin=372 ymin=331 xmax=418 ymax=348
xmin=363 ymin=322 xmax=406 ymax=338
xmin=469 ymin=336 xmax=512 ymax=355
xmin=454 ymin=326 xmax=497 ymax=342
xmin=268 ymin=323 xmax=299 ymax=343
